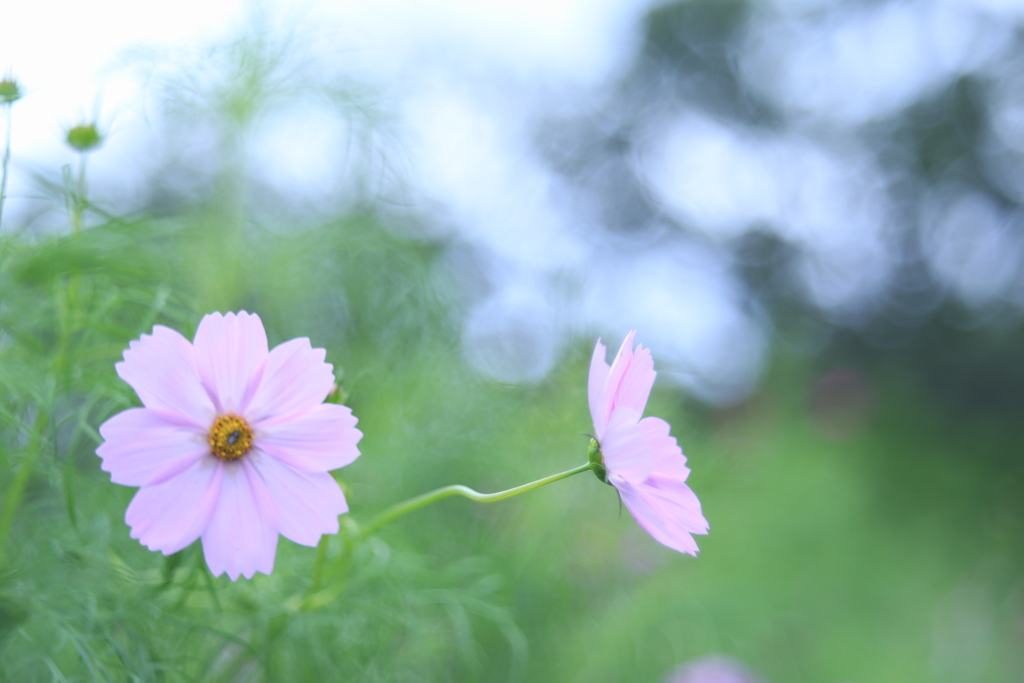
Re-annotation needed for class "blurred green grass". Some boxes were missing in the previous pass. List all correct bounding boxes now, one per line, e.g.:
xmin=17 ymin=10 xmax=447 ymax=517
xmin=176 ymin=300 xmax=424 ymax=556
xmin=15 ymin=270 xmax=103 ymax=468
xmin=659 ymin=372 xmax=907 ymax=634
xmin=0 ymin=212 xmax=1021 ymax=682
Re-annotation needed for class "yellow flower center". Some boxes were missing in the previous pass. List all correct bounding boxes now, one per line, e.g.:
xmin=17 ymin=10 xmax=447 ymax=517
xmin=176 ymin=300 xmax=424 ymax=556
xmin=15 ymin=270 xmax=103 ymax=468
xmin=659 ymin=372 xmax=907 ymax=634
xmin=208 ymin=414 xmax=254 ymax=461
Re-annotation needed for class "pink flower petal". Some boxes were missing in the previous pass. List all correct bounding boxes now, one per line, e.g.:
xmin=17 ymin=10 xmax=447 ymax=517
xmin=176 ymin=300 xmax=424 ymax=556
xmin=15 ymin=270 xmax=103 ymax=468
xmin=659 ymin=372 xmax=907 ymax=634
xmin=600 ymin=406 xmax=657 ymax=481
xmin=244 ymin=338 xmax=334 ymax=425
xmin=588 ymin=339 xmax=611 ymax=437
xmin=590 ymin=331 xmax=707 ymax=557
xmin=639 ymin=416 xmax=688 ymax=471
xmin=254 ymin=403 xmax=362 ymax=473
xmin=613 ymin=475 xmax=705 ymax=556
xmin=97 ymin=408 xmax=209 ymax=486
xmin=125 ymin=457 xmax=222 ymax=555
xmin=611 ymin=343 xmax=655 ymax=417
xmin=645 ymin=458 xmax=704 ymax=524
xmin=116 ymin=325 xmax=214 ymax=426
xmin=597 ymin=330 xmax=637 ymax=431
xmin=249 ymin=449 xmax=348 ymax=546
xmin=193 ymin=311 xmax=268 ymax=415
xmin=201 ymin=462 xmax=279 ymax=580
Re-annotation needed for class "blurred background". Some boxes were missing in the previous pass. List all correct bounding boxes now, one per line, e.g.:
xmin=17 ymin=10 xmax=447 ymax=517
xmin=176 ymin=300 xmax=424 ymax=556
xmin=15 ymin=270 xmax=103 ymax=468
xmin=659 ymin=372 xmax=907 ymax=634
xmin=2 ymin=0 xmax=1024 ymax=680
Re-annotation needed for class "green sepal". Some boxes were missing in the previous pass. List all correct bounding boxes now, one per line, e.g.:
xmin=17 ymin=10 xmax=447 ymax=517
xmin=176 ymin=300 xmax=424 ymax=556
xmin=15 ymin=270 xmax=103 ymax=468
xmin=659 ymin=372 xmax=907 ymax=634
xmin=587 ymin=438 xmax=608 ymax=484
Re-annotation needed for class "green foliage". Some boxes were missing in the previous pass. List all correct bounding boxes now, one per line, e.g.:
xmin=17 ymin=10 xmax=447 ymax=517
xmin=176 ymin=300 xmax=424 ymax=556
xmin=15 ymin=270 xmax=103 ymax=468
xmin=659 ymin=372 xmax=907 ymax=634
xmin=0 ymin=209 xmax=525 ymax=681
xmin=2 ymin=208 xmax=1022 ymax=680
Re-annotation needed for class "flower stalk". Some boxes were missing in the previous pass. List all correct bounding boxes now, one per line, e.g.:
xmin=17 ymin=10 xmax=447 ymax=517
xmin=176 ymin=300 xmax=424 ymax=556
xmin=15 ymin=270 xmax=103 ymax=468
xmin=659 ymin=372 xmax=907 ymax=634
xmin=300 ymin=461 xmax=596 ymax=609
xmin=358 ymin=462 xmax=596 ymax=540
xmin=0 ymin=78 xmax=19 ymax=228
xmin=63 ymin=122 xmax=103 ymax=234
xmin=1 ymin=108 xmax=10 ymax=227
xmin=0 ymin=408 xmax=49 ymax=568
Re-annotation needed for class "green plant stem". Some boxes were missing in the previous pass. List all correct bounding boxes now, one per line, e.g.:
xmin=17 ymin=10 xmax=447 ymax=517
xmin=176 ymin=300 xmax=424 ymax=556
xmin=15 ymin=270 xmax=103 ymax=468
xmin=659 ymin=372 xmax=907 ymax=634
xmin=359 ymin=462 xmax=595 ymax=540
xmin=0 ymin=104 xmax=12 ymax=227
xmin=301 ymin=463 xmax=595 ymax=607
xmin=0 ymin=409 xmax=49 ymax=568
xmin=72 ymin=153 xmax=87 ymax=233
xmin=310 ymin=535 xmax=328 ymax=591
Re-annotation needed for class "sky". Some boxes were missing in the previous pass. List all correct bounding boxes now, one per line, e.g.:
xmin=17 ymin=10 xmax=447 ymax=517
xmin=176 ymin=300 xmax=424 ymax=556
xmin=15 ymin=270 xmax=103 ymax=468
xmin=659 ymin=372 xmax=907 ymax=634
xmin=5 ymin=0 xmax=1024 ymax=404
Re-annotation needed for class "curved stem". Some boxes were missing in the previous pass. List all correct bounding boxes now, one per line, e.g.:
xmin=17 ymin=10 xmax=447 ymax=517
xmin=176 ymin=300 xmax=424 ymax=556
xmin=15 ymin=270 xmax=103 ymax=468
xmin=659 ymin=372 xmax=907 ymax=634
xmin=360 ymin=462 xmax=594 ymax=540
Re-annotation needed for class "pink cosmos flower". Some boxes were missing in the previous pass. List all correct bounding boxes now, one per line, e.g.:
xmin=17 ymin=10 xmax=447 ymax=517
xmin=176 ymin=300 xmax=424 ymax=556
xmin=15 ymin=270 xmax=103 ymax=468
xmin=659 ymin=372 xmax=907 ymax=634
xmin=97 ymin=311 xmax=362 ymax=580
xmin=589 ymin=331 xmax=708 ymax=555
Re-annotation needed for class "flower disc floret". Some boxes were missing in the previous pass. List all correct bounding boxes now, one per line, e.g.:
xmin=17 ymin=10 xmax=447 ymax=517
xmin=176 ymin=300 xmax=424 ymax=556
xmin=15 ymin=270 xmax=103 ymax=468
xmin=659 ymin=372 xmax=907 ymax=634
xmin=209 ymin=414 xmax=253 ymax=461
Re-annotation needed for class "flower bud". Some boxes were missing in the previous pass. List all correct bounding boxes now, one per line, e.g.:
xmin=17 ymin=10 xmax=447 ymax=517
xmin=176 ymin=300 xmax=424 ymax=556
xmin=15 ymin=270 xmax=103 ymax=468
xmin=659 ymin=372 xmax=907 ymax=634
xmin=325 ymin=382 xmax=349 ymax=404
xmin=65 ymin=123 xmax=103 ymax=153
xmin=0 ymin=78 xmax=21 ymax=105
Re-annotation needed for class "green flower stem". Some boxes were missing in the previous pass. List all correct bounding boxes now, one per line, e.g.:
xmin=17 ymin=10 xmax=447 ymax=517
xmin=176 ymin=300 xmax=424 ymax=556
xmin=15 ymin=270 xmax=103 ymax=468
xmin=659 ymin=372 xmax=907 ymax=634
xmin=359 ymin=462 xmax=595 ymax=540
xmin=301 ymin=462 xmax=595 ymax=607
xmin=0 ymin=104 xmax=12 ymax=227
xmin=71 ymin=154 xmax=87 ymax=234
xmin=0 ymin=409 xmax=49 ymax=568
xmin=310 ymin=535 xmax=328 ymax=591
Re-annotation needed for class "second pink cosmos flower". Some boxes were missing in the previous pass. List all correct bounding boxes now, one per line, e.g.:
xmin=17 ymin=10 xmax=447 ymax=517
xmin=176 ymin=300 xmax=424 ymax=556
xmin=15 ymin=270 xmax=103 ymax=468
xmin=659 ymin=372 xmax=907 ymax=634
xmin=589 ymin=331 xmax=709 ymax=555
xmin=97 ymin=311 xmax=362 ymax=580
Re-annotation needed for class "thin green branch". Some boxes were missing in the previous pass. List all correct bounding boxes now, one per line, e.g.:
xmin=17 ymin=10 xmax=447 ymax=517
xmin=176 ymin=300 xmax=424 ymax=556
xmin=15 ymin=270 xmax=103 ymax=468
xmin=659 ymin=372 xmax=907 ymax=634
xmin=0 ymin=408 xmax=49 ymax=567
xmin=0 ymin=105 xmax=12 ymax=227
xmin=359 ymin=462 xmax=595 ymax=540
